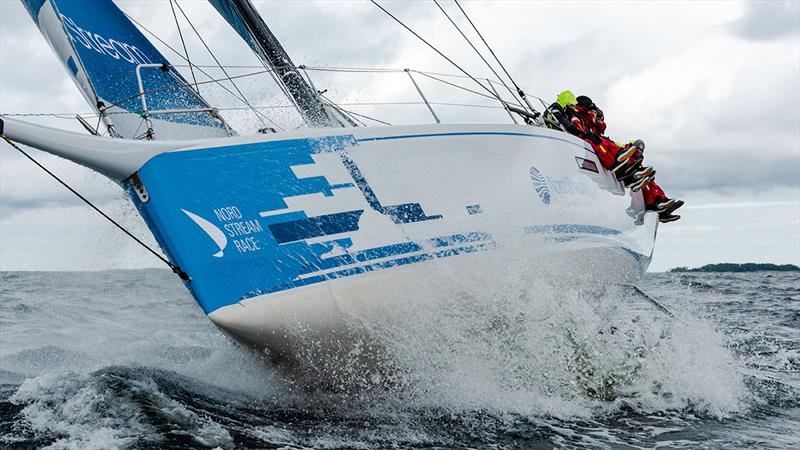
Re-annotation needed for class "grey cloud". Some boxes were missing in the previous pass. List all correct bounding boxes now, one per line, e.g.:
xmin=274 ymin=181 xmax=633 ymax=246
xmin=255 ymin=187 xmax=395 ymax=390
xmin=649 ymin=148 xmax=800 ymax=194
xmin=1 ymin=197 xmax=84 ymax=220
xmin=0 ymin=143 xmax=123 ymax=220
xmin=729 ymin=0 xmax=800 ymax=41
xmin=0 ymin=2 xmax=35 ymax=35
xmin=258 ymin=1 xmax=432 ymax=68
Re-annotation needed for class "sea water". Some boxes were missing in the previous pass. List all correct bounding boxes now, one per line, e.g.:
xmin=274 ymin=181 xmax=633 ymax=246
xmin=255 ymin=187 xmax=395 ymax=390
xmin=0 ymin=270 xmax=797 ymax=449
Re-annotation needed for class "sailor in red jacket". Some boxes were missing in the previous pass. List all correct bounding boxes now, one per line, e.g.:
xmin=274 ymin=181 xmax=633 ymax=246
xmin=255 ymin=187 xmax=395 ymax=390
xmin=568 ymin=95 xmax=683 ymax=222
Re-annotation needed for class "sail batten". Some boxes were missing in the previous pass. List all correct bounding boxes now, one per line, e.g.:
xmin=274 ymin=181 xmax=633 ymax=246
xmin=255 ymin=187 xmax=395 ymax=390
xmin=22 ymin=0 xmax=234 ymax=140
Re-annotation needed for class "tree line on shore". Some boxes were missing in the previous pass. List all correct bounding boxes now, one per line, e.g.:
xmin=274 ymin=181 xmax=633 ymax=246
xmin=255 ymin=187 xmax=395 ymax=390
xmin=669 ymin=263 xmax=800 ymax=273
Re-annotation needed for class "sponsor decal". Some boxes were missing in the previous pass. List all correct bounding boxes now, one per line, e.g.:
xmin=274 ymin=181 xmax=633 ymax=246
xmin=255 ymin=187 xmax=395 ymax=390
xmin=183 ymin=206 xmax=267 ymax=257
xmin=545 ymin=176 xmax=590 ymax=196
xmin=182 ymin=209 xmax=227 ymax=258
xmin=60 ymin=13 xmax=152 ymax=65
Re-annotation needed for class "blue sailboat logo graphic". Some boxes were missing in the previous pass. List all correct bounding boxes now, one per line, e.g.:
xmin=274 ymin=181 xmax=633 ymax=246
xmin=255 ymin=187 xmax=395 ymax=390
xmin=529 ymin=166 xmax=551 ymax=205
xmin=182 ymin=209 xmax=228 ymax=257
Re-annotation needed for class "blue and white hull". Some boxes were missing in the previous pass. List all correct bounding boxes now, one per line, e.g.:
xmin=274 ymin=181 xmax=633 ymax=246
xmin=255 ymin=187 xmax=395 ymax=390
xmin=1 ymin=119 xmax=657 ymax=360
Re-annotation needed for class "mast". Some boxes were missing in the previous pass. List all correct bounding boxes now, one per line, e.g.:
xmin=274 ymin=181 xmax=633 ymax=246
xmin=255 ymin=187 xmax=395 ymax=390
xmin=209 ymin=0 xmax=346 ymax=128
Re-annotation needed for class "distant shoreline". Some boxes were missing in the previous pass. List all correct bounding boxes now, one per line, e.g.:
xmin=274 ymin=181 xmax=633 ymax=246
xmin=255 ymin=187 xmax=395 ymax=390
xmin=669 ymin=263 xmax=800 ymax=273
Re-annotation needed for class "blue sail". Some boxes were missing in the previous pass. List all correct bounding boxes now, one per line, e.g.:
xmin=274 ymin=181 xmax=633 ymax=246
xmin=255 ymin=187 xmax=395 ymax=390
xmin=22 ymin=0 xmax=232 ymax=139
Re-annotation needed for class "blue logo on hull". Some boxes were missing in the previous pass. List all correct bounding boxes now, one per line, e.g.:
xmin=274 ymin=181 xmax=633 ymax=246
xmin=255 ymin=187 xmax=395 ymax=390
xmin=530 ymin=166 xmax=551 ymax=205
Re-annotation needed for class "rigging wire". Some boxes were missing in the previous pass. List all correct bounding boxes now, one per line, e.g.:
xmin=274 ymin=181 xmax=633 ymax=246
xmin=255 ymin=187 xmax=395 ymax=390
xmin=432 ymin=0 xmax=522 ymax=106
xmin=1 ymin=136 xmax=190 ymax=281
xmin=413 ymin=70 xmax=497 ymax=102
xmin=1 ymin=101 xmax=503 ymax=120
xmin=8 ymin=59 xmax=522 ymax=123
xmin=318 ymin=94 xmax=391 ymax=126
xmin=123 ymin=10 xmax=282 ymax=130
xmin=322 ymin=100 xmax=368 ymax=127
xmin=97 ymin=68 xmax=273 ymax=115
xmin=368 ymin=0 xmax=499 ymax=102
xmin=453 ymin=0 xmax=535 ymax=112
xmin=338 ymin=109 xmax=390 ymax=125
xmin=126 ymin=12 xmax=247 ymax=100
xmin=171 ymin=1 xmax=271 ymax=130
xmin=169 ymin=0 xmax=200 ymax=96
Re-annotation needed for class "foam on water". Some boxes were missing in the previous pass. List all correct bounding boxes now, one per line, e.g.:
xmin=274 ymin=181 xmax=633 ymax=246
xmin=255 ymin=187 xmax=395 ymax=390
xmin=0 ymin=268 xmax=796 ymax=448
xmin=260 ymin=243 xmax=747 ymax=420
xmin=352 ymin=275 xmax=746 ymax=419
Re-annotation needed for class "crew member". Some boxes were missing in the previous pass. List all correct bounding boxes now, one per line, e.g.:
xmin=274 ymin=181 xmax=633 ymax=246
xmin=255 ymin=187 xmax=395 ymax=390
xmin=552 ymin=92 xmax=683 ymax=222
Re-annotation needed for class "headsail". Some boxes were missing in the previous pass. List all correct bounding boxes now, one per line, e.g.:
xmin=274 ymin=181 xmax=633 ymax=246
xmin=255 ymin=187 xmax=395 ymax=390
xmin=22 ymin=0 xmax=233 ymax=140
xmin=208 ymin=0 xmax=352 ymax=128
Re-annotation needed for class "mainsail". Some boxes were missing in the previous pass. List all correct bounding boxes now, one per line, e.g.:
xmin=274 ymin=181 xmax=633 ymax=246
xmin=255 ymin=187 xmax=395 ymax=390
xmin=22 ymin=0 xmax=233 ymax=140
xmin=208 ymin=0 xmax=352 ymax=128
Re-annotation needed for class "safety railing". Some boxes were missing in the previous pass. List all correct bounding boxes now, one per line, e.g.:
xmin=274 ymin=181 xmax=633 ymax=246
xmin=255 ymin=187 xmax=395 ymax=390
xmin=4 ymin=64 xmax=549 ymax=136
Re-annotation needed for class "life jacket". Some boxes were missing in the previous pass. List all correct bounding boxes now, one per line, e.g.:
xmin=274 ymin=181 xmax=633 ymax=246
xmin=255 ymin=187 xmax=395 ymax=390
xmin=570 ymin=104 xmax=601 ymax=142
xmin=544 ymin=90 xmax=578 ymax=130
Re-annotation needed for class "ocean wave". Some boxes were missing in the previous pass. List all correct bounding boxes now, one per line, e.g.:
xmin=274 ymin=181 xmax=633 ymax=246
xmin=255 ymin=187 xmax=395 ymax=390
xmin=0 ymin=271 xmax=797 ymax=448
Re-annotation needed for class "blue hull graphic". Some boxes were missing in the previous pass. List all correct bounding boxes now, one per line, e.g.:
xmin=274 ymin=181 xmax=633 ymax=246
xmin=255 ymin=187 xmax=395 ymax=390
xmin=120 ymin=124 xmax=656 ymax=318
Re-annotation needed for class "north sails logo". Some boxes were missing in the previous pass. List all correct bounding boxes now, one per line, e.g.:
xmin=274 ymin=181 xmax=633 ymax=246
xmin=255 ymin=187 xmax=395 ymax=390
xmin=529 ymin=166 xmax=551 ymax=205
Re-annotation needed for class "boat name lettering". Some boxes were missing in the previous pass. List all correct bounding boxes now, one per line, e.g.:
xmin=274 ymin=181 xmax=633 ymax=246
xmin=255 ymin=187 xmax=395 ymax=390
xmin=213 ymin=206 xmax=243 ymax=221
xmin=546 ymin=176 xmax=589 ymax=196
xmin=60 ymin=14 xmax=153 ymax=65
xmin=233 ymin=237 xmax=261 ymax=253
xmin=211 ymin=206 xmax=265 ymax=254
xmin=223 ymin=220 xmax=264 ymax=238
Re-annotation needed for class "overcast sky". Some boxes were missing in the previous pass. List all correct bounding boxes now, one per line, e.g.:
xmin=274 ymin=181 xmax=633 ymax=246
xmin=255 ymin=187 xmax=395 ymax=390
xmin=0 ymin=0 xmax=798 ymax=272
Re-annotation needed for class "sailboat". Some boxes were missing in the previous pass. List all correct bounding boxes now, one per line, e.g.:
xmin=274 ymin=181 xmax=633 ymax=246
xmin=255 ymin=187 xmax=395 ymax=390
xmin=2 ymin=0 xmax=658 ymax=366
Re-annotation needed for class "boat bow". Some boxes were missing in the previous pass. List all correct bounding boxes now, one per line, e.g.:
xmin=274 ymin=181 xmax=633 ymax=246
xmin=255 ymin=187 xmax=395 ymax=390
xmin=1 ymin=116 xmax=192 ymax=181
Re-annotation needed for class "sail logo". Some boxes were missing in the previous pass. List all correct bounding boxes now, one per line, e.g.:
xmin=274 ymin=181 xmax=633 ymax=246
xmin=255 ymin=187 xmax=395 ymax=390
xmin=60 ymin=14 xmax=153 ymax=65
xmin=183 ymin=209 xmax=227 ymax=257
xmin=529 ymin=166 xmax=551 ymax=205
xmin=183 ymin=207 xmax=267 ymax=257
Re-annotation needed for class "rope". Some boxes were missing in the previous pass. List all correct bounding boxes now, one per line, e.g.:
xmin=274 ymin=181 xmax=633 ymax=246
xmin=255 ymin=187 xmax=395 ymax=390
xmin=1 ymin=136 xmax=190 ymax=281
xmin=433 ymin=0 xmax=522 ymax=106
xmin=169 ymin=0 xmax=199 ymax=96
xmin=454 ymin=0 xmax=533 ymax=111
xmin=369 ymin=0 xmax=499 ymax=101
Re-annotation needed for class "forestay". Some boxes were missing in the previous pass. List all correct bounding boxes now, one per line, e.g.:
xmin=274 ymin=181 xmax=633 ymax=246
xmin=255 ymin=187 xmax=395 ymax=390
xmin=208 ymin=0 xmax=353 ymax=128
xmin=21 ymin=0 xmax=233 ymax=140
